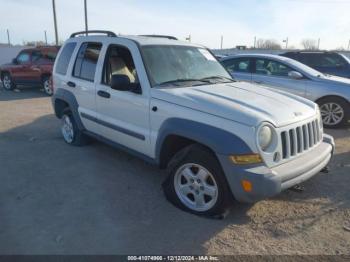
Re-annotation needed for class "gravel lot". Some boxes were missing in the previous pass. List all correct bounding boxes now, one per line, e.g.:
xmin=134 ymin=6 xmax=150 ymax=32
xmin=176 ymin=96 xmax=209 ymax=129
xmin=0 ymin=86 xmax=349 ymax=255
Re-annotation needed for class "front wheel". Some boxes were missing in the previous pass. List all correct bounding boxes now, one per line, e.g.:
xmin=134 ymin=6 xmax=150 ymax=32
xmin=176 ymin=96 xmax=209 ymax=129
xmin=318 ymin=97 xmax=349 ymax=128
xmin=163 ymin=144 xmax=232 ymax=217
xmin=2 ymin=73 xmax=15 ymax=90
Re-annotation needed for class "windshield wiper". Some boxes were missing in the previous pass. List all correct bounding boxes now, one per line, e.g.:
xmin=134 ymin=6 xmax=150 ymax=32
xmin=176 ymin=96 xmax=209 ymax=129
xmin=200 ymin=76 xmax=235 ymax=83
xmin=156 ymin=78 xmax=211 ymax=87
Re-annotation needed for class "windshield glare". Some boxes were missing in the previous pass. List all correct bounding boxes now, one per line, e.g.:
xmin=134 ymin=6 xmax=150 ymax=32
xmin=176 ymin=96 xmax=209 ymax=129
xmin=141 ymin=45 xmax=231 ymax=87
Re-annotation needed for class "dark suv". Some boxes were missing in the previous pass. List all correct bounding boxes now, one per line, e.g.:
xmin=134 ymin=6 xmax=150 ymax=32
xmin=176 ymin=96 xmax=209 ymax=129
xmin=0 ymin=46 xmax=60 ymax=95
xmin=281 ymin=51 xmax=350 ymax=78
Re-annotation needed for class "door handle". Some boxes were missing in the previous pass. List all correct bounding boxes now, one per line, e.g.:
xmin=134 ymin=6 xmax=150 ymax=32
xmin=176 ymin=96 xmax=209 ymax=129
xmin=97 ymin=90 xmax=111 ymax=98
xmin=254 ymin=81 xmax=263 ymax=84
xmin=67 ymin=81 xmax=76 ymax=88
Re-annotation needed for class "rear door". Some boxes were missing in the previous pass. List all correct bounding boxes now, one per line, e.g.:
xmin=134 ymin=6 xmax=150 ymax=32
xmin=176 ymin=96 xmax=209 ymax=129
xmin=69 ymin=42 xmax=103 ymax=134
xmin=251 ymin=58 xmax=307 ymax=97
xmin=221 ymin=57 xmax=252 ymax=82
xmin=94 ymin=40 xmax=151 ymax=156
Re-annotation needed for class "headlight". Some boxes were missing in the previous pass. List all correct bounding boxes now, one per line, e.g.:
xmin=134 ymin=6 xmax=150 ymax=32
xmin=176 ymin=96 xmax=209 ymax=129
xmin=317 ymin=108 xmax=323 ymax=130
xmin=258 ymin=125 xmax=273 ymax=151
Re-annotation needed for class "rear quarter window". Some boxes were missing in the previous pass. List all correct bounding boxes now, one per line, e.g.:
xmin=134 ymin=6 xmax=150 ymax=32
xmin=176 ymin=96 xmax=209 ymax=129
xmin=55 ymin=42 xmax=77 ymax=75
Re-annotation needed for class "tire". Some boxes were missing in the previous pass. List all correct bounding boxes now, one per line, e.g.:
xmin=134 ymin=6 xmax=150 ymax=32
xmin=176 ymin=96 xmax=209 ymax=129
xmin=163 ymin=144 xmax=232 ymax=217
xmin=318 ymin=97 xmax=350 ymax=128
xmin=2 ymin=73 xmax=15 ymax=91
xmin=61 ymin=108 xmax=89 ymax=146
xmin=42 ymin=76 xmax=53 ymax=96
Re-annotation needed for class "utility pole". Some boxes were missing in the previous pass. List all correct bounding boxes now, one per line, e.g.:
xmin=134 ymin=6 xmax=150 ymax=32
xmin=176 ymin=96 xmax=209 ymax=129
xmin=44 ymin=30 xmax=48 ymax=45
xmin=317 ymin=38 xmax=320 ymax=50
xmin=6 ymin=29 xmax=10 ymax=46
xmin=84 ymin=0 xmax=88 ymax=34
xmin=52 ymin=0 xmax=58 ymax=45
xmin=186 ymin=34 xmax=191 ymax=42
xmin=220 ymin=35 xmax=223 ymax=49
xmin=254 ymin=36 xmax=256 ymax=48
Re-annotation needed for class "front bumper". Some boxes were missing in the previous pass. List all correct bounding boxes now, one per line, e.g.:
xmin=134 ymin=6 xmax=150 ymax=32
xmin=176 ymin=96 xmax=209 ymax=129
xmin=218 ymin=134 xmax=335 ymax=203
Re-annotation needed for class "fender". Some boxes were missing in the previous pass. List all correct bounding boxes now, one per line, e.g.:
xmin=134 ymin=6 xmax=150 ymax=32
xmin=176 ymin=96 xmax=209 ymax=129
xmin=155 ymin=118 xmax=252 ymax=161
xmin=52 ymin=88 xmax=85 ymax=130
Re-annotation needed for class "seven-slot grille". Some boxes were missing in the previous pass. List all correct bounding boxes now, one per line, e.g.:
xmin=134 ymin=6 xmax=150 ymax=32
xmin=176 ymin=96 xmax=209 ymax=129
xmin=280 ymin=119 xmax=322 ymax=159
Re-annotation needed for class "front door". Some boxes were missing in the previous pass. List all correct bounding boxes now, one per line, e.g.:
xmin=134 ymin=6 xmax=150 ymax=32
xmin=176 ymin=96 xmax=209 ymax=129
xmin=12 ymin=51 xmax=33 ymax=83
xmin=95 ymin=41 xmax=151 ymax=156
xmin=251 ymin=58 xmax=307 ymax=97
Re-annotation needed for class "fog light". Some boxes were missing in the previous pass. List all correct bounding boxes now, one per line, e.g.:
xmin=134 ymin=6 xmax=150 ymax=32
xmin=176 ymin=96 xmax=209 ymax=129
xmin=230 ymin=154 xmax=262 ymax=165
xmin=241 ymin=180 xmax=252 ymax=192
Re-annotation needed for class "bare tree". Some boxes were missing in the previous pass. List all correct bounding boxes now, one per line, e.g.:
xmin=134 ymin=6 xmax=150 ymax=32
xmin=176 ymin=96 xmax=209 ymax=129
xmin=256 ymin=38 xmax=282 ymax=50
xmin=301 ymin=39 xmax=318 ymax=50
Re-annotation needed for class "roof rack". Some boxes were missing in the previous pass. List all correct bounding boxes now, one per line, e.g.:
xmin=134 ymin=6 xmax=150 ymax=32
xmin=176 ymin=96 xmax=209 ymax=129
xmin=140 ymin=35 xmax=178 ymax=40
xmin=70 ymin=30 xmax=117 ymax=38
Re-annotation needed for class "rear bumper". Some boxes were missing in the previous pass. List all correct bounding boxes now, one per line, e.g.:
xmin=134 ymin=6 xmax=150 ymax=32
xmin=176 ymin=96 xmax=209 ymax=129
xmin=218 ymin=134 xmax=334 ymax=203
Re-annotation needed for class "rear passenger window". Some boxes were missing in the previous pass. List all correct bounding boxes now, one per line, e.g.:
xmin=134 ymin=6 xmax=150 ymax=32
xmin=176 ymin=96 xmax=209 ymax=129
xmin=73 ymin=42 xmax=102 ymax=82
xmin=55 ymin=42 xmax=76 ymax=75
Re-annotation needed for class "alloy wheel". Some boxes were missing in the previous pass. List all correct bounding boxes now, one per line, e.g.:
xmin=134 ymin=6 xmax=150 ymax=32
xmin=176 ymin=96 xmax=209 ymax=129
xmin=61 ymin=115 xmax=74 ymax=143
xmin=43 ymin=79 xmax=52 ymax=95
xmin=320 ymin=102 xmax=344 ymax=126
xmin=174 ymin=163 xmax=218 ymax=212
xmin=3 ymin=75 xmax=12 ymax=90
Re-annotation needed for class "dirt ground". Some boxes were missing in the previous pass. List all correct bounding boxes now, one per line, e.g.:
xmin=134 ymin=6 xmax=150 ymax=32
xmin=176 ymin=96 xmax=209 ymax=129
xmin=0 ymin=86 xmax=349 ymax=255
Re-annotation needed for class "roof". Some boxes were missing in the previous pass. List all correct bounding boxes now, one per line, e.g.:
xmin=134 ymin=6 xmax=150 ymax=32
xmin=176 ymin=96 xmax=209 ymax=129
xmin=222 ymin=53 xmax=288 ymax=60
xmin=66 ymin=34 xmax=203 ymax=48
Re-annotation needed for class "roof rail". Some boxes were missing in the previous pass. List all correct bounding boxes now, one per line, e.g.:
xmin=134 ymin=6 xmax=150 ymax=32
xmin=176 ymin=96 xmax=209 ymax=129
xmin=70 ymin=30 xmax=117 ymax=38
xmin=140 ymin=35 xmax=178 ymax=40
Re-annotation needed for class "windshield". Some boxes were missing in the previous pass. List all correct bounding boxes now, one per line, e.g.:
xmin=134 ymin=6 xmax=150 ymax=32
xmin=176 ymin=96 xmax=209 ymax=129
xmin=141 ymin=45 xmax=232 ymax=87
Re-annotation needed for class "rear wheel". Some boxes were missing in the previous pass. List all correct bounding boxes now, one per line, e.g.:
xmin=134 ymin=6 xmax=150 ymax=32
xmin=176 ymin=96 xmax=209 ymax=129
xmin=61 ymin=109 xmax=89 ymax=146
xmin=42 ymin=76 xmax=52 ymax=96
xmin=163 ymin=144 xmax=232 ymax=217
xmin=318 ymin=97 xmax=349 ymax=128
xmin=2 ymin=73 xmax=15 ymax=90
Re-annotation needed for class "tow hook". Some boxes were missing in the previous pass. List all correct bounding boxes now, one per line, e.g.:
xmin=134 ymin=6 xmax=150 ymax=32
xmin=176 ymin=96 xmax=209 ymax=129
xmin=321 ymin=166 xmax=330 ymax=173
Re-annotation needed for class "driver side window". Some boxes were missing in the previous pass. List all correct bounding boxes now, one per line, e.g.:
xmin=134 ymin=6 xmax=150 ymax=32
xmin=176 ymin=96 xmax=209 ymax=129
xmin=255 ymin=59 xmax=293 ymax=77
xmin=102 ymin=45 xmax=138 ymax=86
xmin=17 ymin=52 xmax=30 ymax=64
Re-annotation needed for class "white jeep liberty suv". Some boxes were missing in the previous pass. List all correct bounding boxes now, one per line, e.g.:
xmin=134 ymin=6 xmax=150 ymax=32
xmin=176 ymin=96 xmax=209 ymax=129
xmin=52 ymin=31 xmax=335 ymax=217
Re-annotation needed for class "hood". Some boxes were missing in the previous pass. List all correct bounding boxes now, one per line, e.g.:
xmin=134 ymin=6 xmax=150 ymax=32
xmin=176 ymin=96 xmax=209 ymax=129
xmin=319 ymin=74 xmax=350 ymax=85
xmin=0 ymin=62 xmax=14 ymax=69
xmin=151 ymin=82 xmax=317 ymax=127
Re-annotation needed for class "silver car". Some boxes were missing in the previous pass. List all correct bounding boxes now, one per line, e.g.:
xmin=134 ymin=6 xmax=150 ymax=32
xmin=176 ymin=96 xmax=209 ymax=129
xmin=221 ymin=54 xmax=350 ymax=128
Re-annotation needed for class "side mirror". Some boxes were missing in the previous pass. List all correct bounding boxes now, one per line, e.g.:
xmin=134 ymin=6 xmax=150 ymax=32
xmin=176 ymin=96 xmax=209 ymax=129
xmin=288 ymin=71 xmax=303 ymax=80
xmin=12 ymin=58 xmax=18 ymax=64
xmin=111 ymin=74 xmax=142 ymax=94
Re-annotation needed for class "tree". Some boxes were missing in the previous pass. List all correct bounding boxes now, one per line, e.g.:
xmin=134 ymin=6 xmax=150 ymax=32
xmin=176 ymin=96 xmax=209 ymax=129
xmin=256 ymin=38 xmax=282 ymax=50
xmin=301 ymin=39 xmax=318 ymax=50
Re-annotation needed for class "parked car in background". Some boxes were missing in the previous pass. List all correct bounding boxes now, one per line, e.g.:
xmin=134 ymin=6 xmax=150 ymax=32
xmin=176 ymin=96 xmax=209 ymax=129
xmin=51 ymin=31 xmax=334 ymax=217
xmin=220 ymin=54 xmax=350 ymax=128
xmin=281 ymin=51 xmax=350 ymax=79
xmin=0 ymin=46 xmax=60 ymax=95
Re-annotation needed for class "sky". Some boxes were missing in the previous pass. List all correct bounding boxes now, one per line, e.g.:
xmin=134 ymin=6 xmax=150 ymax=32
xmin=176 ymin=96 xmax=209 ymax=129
xmin=0 ymin=0 xmax=349 ymax=49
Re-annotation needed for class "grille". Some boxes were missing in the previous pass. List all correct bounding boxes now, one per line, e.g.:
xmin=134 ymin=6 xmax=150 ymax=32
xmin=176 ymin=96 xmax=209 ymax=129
xmin=281 ymin=119 xmax=322 ymax=159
